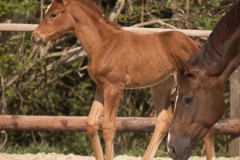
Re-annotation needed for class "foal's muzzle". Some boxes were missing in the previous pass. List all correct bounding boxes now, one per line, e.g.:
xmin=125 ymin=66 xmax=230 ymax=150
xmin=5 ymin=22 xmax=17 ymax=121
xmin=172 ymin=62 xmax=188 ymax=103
xmin=31 ymin=33 xmax=43 ymax=46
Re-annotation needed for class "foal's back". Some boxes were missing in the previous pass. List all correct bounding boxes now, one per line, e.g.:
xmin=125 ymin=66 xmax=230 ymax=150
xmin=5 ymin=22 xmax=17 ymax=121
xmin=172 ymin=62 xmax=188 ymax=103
xmin=95 ymin=30 xmax=199 ymax=89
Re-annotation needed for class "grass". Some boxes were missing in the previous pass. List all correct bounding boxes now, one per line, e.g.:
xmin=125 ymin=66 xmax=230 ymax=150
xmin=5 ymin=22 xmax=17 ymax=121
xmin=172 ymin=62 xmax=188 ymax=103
xmin=0 ymin=140 xmax=66 ymax=154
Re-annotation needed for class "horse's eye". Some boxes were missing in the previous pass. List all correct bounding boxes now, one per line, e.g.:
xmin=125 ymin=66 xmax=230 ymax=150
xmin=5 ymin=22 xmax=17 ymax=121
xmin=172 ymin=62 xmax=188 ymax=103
xmin=183 ymin=96 xmax=194 ymax=105
xmin=50 ymin=13 xmax=57 ymax=18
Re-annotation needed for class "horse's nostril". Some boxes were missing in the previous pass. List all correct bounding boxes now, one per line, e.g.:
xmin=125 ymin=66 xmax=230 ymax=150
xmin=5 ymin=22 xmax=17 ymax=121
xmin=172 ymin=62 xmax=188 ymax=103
xmin=170 ymin=146 xmax=176 ymax=154
xmin=168 ymin=145 xmax=177 ymax=158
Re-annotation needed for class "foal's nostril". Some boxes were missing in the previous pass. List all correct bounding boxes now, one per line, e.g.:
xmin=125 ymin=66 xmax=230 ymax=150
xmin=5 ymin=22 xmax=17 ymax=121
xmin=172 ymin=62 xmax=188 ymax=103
xmin=31 ymin=33 xmax=43 ymax=45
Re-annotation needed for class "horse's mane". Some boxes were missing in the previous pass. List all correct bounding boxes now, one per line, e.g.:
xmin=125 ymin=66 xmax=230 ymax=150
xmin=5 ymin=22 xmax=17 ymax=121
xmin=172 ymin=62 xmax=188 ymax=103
xmin=76 ymin=0 xmax=122 ymax=30
xmin=189 ymin=1 xmax=240 ymax=66
xmin=177 ymin=1 xmax=240 ymax=87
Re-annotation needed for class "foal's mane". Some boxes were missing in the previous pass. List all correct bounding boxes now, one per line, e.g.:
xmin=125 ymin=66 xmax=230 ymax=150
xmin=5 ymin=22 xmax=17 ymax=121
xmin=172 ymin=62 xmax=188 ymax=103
xmin=189 ymin=1 xmax=240 ymax=66
xmin=75 ymin=0 xmax=122 ymax=29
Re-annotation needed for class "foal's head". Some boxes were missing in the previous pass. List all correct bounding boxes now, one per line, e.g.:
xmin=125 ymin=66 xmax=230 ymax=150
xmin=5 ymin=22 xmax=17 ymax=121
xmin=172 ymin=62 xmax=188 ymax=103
xmin=167 ymin=55 xmax=225 ymax=160
xmin=32 ymin=0 xmax=73 ymax=45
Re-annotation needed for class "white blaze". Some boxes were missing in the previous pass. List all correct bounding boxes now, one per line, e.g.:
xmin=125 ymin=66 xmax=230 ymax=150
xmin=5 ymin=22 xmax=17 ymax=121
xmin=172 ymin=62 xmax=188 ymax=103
xmin=174 ymin=89 xmax=179 ymax=113
xmin=167 ymin=88 xmax=179 ymax=151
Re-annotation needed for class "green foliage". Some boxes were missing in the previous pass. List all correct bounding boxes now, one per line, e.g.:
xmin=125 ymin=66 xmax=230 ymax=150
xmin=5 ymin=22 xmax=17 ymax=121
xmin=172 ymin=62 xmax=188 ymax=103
xmin=0 ymin=2 xmax=14 ymax=21
xmin=14 ymin=0 xmax=37 ymax=15
xmin=0 ymin=0 xmax=37 ymax=22
xmin=187 ymin=0 xmax=222 ymax=30
xmin=196 ymin=15 xmax=218 ymax=30
xmin=50 ymin=132 xmax=94 ymax=155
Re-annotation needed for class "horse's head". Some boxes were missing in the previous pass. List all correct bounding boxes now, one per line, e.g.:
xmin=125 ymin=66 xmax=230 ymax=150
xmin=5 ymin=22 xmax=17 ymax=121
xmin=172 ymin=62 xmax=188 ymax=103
xmin=167 ymin=55 xmax=225 ymax=160
xmin=31 ymin=0 xmax=72 ymax=45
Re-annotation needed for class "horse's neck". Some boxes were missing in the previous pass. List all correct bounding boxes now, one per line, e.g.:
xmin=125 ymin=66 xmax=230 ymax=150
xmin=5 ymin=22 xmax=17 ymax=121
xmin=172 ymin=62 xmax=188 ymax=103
xmin=202 ymin=28 xmax=240 ymax=82
xmin=193 ymin=1 xmax=240 ymax=85
xmin=220 ymin=40 xmax=240 ymax=84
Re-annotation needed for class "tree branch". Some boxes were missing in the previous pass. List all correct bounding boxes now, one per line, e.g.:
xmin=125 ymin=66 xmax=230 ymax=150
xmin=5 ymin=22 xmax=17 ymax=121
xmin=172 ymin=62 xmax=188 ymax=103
xmin=109 ymin=0 xmax=125 ymax=21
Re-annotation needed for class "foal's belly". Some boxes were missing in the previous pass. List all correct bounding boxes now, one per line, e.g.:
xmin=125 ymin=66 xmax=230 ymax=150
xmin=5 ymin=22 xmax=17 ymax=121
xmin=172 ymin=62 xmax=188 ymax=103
xmin=124 ymin=68 xmax=174 ymax=89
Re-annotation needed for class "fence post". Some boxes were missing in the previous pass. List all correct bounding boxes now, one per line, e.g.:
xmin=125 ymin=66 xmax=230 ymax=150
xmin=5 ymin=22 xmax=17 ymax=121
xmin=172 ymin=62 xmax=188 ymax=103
xmin=230 ymin=66 xmax=240 ymax=157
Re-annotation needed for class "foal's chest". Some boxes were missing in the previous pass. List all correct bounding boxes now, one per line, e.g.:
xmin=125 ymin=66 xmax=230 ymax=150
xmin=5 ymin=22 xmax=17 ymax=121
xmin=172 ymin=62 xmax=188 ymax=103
xmin=87 ymin=57 xmax=115 ymax=85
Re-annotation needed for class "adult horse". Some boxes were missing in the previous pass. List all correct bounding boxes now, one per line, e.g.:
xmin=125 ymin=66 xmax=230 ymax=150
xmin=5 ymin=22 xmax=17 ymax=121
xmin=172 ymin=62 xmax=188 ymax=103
xmin=31 ymin=0 xmax=214 ymax=159
xmin=167 ymin=1 xmax=240 ymax=160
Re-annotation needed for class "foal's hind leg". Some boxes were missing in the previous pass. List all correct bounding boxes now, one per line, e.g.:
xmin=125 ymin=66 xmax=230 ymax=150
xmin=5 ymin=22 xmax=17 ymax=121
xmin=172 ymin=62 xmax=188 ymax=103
xmin=204 ymin=127 xmax=215 ymax=160
xmin=142 ymin=77 xmax=174 ymax=160
xmin=86 ymin=87 xmax=104 ymax=160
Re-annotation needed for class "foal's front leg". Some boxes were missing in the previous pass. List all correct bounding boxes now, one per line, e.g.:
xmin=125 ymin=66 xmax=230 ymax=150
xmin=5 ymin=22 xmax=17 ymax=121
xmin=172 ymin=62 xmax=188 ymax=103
xmin=204 ymin=127 xmax=215 ymax=160
xmin=86 ymin=87 xmax=104 ymax=160
xmin=102 ymin=83 xmax=124 ymax=160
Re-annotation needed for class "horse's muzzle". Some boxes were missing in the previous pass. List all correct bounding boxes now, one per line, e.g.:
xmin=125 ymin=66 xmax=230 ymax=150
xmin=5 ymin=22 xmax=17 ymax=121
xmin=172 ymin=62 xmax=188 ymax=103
xmin=31 ymin=33 xmax=43 ymax=46
xmin=168 ymin=144 xmax=191 ymax=160
xmin=167 ymin=126 xmax=192 ymax=160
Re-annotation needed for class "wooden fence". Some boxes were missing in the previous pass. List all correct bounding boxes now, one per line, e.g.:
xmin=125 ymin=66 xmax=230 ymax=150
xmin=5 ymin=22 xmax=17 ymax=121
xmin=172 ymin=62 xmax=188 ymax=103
xmin=0 ymin=23 xmax=212 ymax=36
xmin=0 ymin=23 xmax=240 ymax=156
xmin=0 ymin=115 xmax=239 ymax=135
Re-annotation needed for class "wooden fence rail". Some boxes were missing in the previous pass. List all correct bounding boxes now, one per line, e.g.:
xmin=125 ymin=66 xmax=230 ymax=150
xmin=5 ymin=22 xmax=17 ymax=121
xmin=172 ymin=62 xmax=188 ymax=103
xmin=0 ymin=23 xmax=212 ymax=37
xmin=0 ymin=116 xmax=239 ymax=136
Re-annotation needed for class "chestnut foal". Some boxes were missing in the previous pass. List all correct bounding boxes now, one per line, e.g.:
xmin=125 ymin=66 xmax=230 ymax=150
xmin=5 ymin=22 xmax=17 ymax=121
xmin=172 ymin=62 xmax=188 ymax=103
xmin=31 ymin=0 xmax=214 ymax=159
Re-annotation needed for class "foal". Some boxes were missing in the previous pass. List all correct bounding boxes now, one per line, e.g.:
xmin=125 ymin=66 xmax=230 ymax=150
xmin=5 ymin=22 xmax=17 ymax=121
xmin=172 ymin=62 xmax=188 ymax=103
xmin=31 ymin=0 xmax=214 ymax=159
xmin=167 ymin=1 xmax=240 ymax=160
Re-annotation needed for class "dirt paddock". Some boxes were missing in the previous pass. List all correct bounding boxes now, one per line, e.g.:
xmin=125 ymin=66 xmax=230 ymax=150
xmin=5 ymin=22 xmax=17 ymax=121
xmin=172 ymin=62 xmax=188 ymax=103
xmin=0 ymin=153 xmax=239 ymax=160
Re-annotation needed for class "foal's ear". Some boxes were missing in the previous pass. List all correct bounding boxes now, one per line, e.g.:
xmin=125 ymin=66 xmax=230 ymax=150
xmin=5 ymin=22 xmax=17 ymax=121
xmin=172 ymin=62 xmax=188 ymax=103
xmin=55 ymin=0 xmax=70 ymax=6
xmin=170 ymin=53 xmax=193 ymax=76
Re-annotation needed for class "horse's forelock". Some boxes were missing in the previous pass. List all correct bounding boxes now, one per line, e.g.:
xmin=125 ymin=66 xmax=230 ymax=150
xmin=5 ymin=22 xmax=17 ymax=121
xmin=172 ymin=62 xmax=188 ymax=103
xmin=177 ymin=71 xmax=198 ymax=91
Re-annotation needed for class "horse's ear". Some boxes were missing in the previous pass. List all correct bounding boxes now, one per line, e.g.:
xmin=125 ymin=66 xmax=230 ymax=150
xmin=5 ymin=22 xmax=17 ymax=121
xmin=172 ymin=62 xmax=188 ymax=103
xmin=170 ymin=53 xmax=193 ymax=76
xmin=55 ymin=0 xmax=70 ymax=6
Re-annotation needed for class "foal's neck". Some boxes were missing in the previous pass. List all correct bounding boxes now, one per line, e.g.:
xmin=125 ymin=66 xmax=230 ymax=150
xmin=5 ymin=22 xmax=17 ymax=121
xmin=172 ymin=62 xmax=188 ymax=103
xmin=71 ymin=1 xmax=120 ymax=55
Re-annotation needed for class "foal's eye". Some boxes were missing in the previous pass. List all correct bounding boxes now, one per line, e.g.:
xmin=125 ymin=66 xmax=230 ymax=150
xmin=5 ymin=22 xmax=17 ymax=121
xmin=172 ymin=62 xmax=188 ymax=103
xmin=50 ymin=13 xmax=57 ymax=18
xmin=183 ymin=96 xmax=194 ymax=105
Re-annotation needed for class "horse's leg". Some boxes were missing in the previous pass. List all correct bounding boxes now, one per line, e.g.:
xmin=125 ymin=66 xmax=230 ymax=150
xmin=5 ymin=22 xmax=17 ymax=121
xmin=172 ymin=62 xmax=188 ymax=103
xmin=86 ymin=87 xmax=104 ymax=160
xmin=203 ymin=127 xmax=215 ymax=160
xmin=142 ymin=77 xmax=174 ymax=160
xmin=102 ymin=84 xmax=124 ymax=160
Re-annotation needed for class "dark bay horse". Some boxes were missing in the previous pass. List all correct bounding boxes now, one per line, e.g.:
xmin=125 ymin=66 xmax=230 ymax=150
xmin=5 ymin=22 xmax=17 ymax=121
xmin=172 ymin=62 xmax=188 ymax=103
xmin=31 ymin=0 xmax=214 ymax=159
xmin=167 ymin=1 xmax=240 ymax=160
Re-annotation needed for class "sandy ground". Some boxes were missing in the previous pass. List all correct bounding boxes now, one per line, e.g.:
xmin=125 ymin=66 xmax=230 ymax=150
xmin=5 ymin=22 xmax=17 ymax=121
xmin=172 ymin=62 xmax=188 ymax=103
xmin=0 ymin=153 xmax=239 ymax=160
